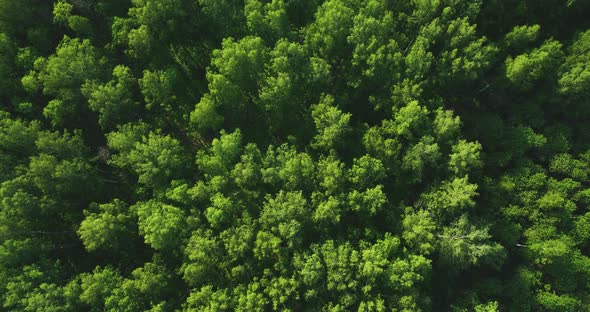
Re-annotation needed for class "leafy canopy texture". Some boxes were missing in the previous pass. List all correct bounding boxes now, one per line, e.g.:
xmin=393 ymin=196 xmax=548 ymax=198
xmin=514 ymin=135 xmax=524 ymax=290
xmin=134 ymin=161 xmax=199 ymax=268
xmin=0 ymin=0 xmax=589 ymax=311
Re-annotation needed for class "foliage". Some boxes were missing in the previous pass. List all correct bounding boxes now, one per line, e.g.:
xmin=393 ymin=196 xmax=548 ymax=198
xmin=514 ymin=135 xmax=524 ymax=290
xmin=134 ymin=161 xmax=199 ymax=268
xmin=0 ymin=0 xmax=589 ymax=310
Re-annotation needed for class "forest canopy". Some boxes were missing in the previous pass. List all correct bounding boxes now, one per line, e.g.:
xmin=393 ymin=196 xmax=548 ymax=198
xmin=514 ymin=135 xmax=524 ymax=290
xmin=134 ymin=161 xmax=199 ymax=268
xmin=0 ymin=0 xmax=589 ymax=311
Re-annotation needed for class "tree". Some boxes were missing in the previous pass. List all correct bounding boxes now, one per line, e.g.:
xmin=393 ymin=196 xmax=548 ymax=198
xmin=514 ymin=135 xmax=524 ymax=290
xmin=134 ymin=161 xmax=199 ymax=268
xmin=22 ymin=36 xmax=107 ymax=127
xmin=438 ymin=215 xmax=506 ymax=271
xmin=192 ymin=36 xmax=268 ymax=136
xmin=304 ymin=0 xmax=356 ymax=62
xmin=82 ymin=65 xmax=138 ymax=130
xmin=104 ymin=262 xmax=174 ymax=312
xmin=245 ymin=0 xmax=288 ymax=42
xmin=135 ymin=200 xmax=187 ymax=251
xmin=79 ymin=267 xmax=123 ymax=311
xmin=311 ymin=95 xmax=351 ymax=151
xmin=559 ymin=29 xmax=590 ymax=99
xmin=78 ymin=199 xmax=137 ymax=252
xmin=108 ymin=128 xmax=189 ymax=190
xmin=505 ymin=39 xmax=564 ymax=90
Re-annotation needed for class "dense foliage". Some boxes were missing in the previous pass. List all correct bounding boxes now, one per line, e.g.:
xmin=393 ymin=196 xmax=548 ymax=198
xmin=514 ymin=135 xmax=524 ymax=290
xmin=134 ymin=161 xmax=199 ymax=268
xmin=0 ymin=0 xmax=589 ymax=310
